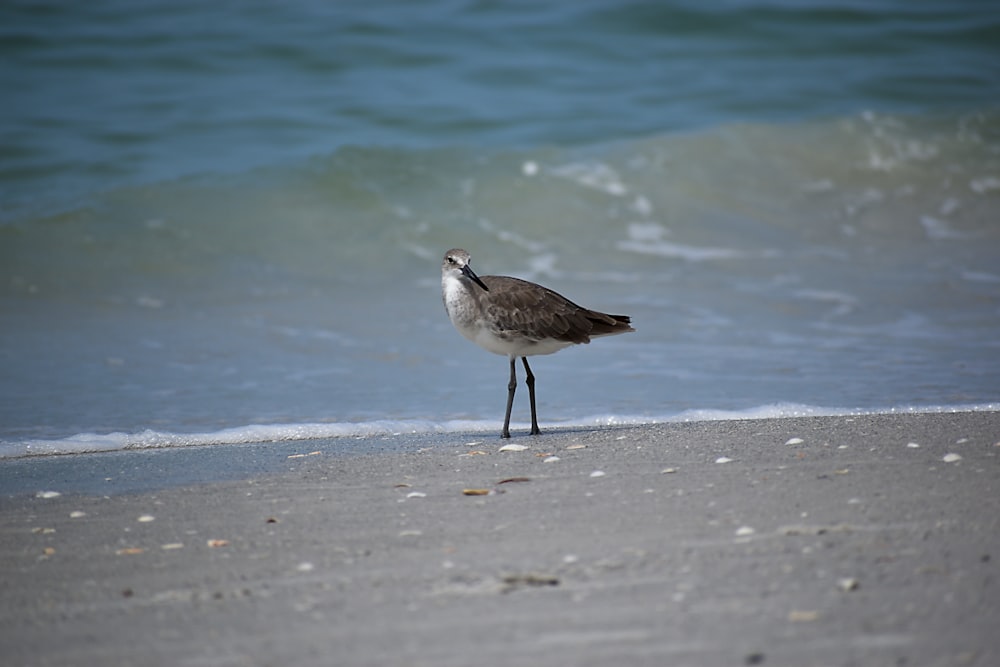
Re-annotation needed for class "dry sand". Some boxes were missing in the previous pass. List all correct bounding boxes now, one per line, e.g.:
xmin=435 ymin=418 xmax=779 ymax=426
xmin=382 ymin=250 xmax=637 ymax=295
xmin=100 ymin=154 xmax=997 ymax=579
xmin=1 ymin=411 xmax=998 ymax=666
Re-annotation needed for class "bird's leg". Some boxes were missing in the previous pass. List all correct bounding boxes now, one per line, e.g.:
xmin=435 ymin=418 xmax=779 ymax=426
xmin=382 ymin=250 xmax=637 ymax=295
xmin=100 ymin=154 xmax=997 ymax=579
xmin=502 ymin=356 xmax=517 ymax=438
xmin=522 ymin=357 xmax=540 ymax=435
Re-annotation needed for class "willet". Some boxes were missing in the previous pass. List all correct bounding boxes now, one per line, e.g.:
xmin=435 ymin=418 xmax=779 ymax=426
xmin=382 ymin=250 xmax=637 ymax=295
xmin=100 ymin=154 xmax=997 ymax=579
xmin=441 ymin=248 xmax=634 ymax=438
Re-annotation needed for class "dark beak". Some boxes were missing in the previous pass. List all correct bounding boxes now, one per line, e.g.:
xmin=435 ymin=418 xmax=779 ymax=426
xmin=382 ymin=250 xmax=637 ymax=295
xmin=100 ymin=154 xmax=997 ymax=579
xmin=462 ymin=264 xmax=489 ymax=292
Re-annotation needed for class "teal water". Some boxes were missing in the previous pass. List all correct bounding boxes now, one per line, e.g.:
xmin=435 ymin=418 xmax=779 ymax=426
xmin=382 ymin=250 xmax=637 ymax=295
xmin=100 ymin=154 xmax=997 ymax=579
xmin=4 ymin=0 xmax=998 ymax=218
xmin=1 ymin=1 xmax=998 ymax=457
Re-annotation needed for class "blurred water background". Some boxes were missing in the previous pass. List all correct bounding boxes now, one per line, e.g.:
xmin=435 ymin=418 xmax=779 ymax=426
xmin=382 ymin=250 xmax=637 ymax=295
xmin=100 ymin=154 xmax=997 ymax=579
xmin=2 ymin=0 xmax=999 ymax=457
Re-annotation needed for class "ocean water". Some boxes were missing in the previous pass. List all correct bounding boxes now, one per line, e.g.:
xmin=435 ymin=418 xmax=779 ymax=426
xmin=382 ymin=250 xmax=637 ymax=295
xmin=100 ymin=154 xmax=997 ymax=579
xmin=2 ymin=0 xmax=999 ymax=459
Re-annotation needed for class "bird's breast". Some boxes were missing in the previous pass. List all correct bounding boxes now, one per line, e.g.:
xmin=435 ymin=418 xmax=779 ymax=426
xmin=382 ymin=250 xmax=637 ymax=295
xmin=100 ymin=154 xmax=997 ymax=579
xmin=442 ymin=275 xmax=480 ymax=328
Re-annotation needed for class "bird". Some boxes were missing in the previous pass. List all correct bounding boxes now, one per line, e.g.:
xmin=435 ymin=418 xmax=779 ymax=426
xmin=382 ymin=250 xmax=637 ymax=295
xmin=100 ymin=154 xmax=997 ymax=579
xmin=440 ymin=248 xmax=634 ymax=438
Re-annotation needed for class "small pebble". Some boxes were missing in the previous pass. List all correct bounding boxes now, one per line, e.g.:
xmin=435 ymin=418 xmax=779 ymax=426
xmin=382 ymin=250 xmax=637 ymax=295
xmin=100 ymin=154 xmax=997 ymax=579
xmin=907 ymin=442 xmax=920 ymax=448
xmin=36 ymin=491 xmax=61 ymax=499
xmin=543 ymin=456 xmax=560 ymax=463
xmin=589 ymin=470 xmax=606 ymax=478
xmin=715 ymin=457 xmax=733 ymax=464
xmin=137 ymin=515 xmax=155 ymax=523
xmin=942 ymin=453 xmax=962 ymax=463
xmin=661 ymin=468 xmax=677 ymax=474
xmin=837 ymin=577 xmax=860 ymax=592
xmin=498 ymin=443 xmax=528 ymax=452
xmin=406 ymin=491 xmax=427 ymax=498
xmin=116 ymin=547 xmax=145 ymax=556
xmin=788 ymin=610 xmax=819 ymax=622
xmin=735 ymin=526 xmax=755 ymax=537
xmin=69 ymin=511 xmax=86 ymax=519
xmin=296 ymin=562 xmax=315 ymax=572
xmin=785 ymin=437 xmax=804 ymax=445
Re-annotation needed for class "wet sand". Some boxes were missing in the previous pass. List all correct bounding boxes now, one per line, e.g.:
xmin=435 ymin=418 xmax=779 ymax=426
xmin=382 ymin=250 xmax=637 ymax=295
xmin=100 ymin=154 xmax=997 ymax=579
xmin=1 ymin=412 xmax=998 ymax=667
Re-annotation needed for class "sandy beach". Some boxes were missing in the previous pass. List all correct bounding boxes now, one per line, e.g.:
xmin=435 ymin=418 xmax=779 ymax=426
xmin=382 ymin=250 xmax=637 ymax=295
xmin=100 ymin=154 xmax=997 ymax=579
xmin=1 ymin=411 xmax=998 ymax=667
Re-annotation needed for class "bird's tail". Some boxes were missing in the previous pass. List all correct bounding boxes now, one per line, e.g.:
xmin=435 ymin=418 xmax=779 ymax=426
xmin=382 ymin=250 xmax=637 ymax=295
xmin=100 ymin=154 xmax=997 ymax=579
xmin=587 ymin=311 xmax=635 ymax=336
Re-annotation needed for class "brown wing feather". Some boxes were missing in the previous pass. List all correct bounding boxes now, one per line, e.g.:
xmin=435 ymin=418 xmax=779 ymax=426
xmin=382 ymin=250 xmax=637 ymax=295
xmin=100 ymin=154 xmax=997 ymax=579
xmin=480 ymin=276 xmax=633 ymax=344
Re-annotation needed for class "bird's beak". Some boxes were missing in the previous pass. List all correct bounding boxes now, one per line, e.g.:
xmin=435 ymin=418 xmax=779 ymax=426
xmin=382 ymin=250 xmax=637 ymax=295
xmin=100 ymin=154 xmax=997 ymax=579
xmin=462 ymin=264 xmax=489 ymax=292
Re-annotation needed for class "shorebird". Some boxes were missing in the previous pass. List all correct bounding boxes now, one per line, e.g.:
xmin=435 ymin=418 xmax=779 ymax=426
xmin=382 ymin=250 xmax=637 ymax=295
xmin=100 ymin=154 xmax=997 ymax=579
xmin=441 ymin=248 xmax=634 ymax=438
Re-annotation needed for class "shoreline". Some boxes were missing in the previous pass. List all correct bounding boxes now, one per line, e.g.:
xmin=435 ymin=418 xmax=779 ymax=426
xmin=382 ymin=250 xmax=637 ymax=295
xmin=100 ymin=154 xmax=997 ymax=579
xmin=5 ymin=402 xmax=998 ymax=463
xmin=1 ymin=412 xmax=998 ymax=666
xmin=3 ymin=407 xmax=997 ymax=495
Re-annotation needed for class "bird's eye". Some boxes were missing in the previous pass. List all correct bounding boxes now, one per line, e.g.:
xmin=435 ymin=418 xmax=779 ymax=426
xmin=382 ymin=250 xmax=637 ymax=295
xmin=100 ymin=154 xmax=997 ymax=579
xmin=447 ymin=256 xmax=456 ymax=264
